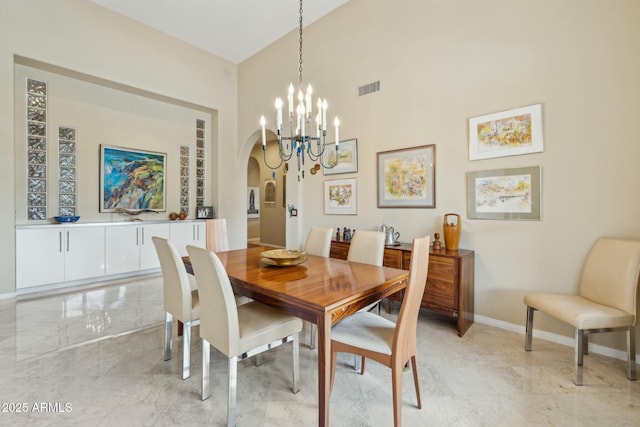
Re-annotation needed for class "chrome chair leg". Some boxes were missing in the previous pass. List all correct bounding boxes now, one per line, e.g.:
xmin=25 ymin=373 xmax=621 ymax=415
xmin=292 ymin=333 xmax=300 ymax=393
xmin=255 ymin=354 xmax=263 ymax=366
xmin=575 ymin=329 xmax=584 ymax=386
xmin=354 ymin=355 xmax=361 ymax=372
xmin=228 ymin=356 xmax=238 ymax=427
xmin=202 ymin=339 xmax=211 ymax=401
xmin=583 ymin=334 xmax=589 ymax=354
xmin=182 ymin=321 xmax=191 ymax=380
xmin=309 ymin=323 xmax=316 ymax=350
xmin=628 ymin=326 xmax=637 ymax=380
xmin=525 ymin=306 xmax=534 ymax=351
xmin=164 ymin=312 xmax=173 ymax=361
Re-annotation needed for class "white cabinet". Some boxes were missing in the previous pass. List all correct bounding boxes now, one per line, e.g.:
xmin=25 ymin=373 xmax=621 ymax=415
xmin=105 ymin=223 xmax=170 ymax=275
xmin=16 ymin=226 xmax=105 ymax=289
xmin=64 ymin=227 xmax=106 ymax=281
xmin=15 ymin=220 xmax=198 ymax=292
xmin=140 ymin=223 xmax=171 ymax=269
xmin=169 ymin=221 xmax=206 ymax=256
xmin=16 ymin=228 xmax=65 ymax=288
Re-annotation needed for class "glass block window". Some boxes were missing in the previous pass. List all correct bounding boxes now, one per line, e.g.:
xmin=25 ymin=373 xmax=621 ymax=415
xmin=26 ymin=78 xmax=48 ymax=221
xmin=58 ymin=126 xmax=77 ymax=217
xmin=180 ymin=145 xmax=190 ymax=216
xmin=196 ymin=119 xmax=206 ymax=207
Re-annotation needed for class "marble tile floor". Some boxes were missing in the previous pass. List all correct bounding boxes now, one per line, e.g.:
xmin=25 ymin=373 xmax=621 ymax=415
xmin=1 ymin=275 xmax=640 ymax=426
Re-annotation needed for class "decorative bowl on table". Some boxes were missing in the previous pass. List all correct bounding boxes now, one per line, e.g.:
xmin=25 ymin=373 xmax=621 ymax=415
xmin=260 ymin=249 xmax=307 ymax=267
xmin=54 ymin=215 xmax=80 ymax=223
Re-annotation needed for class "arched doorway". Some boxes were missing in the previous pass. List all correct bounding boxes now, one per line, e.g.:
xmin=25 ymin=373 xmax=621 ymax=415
xmin=246 ymin=136 xmax=286 ymax=247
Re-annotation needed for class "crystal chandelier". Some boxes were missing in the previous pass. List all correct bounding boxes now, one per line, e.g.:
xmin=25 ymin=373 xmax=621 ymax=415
xmin=260 ymin=0 xmax=340 ymax=174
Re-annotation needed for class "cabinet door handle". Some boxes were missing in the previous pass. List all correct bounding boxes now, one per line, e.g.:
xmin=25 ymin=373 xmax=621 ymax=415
xmin=59 ymin=231 xmax=63 ymax=253
xmin=136 ymin=227 xmax=139 ymax=246
xmin=141 ymin=227 xmax=145 ymax=245
xmin=66 ymin=231 xmax=70 ymax=252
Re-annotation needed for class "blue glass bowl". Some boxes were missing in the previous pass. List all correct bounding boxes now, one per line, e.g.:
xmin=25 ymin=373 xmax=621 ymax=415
xmin=54 ymin=216 xmax=80 ymax=223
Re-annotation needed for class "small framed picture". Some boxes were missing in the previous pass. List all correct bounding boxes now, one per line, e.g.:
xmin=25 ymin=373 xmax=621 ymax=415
xmin=322 ymin=138 xmax=358 ymax=175
xmin=196 ymin=206 xmax=215 ymax=219
xmin=467 ymin=166 xmax=542 ymax=220
xmin=468 ymin=104 xmax=543 ymax=160
xmin=324 ymin=178 xmax=357 ymax=215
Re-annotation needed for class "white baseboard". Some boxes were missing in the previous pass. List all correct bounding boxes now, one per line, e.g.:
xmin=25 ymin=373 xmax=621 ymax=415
xmin=0 ymin=291 xmax=17 ymax=300
xmin=474 ymin=314 xmax=635 ymax=362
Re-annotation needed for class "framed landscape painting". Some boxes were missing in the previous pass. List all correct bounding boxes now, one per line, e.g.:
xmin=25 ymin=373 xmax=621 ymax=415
xmin=467 ymin=166 xmax=542 ymax=220
xmin=468 ymin=104 xmax=543 ymax=160
xmin=100 ymin=145 xmax=166 ymax=212
xmin=324 ymin=178 xmax=357 ymax=215
xmin=322 ymin=138 xmax=358 ymax=175
xmin=377 ymin=145 xmax=435 ymax=208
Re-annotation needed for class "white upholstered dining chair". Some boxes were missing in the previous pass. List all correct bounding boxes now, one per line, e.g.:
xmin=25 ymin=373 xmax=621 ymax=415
xmin=330 ymin=235 xmax=430 ymax=427
xmin=152 ymin=237 xmax=200 ymax=380
xmin=524 ymin=237 xmax=640 ymax=385
xmin=186 ymin=245 xmax=302 ymax=426
xmin=205 ymin=218 xmax=229 ymax=252
xmin=304 ymin=226 xmax=334 ymax=257
xmin=346 ymin=230 xmax=385 ymax=369
xmin=304 ymin=226 xmax=334 ymax=349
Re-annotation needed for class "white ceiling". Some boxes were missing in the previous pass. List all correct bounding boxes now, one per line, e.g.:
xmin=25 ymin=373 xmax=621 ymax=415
xmin=91 ymin=0 xmax=349 ymax=64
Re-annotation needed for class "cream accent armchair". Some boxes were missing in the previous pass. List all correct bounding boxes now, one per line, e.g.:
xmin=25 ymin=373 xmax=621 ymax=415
xmin=524 ymin=237 xmax=640 ymax=385
xmin=330 ymin=235 xmax=430 ymax=427
xmin=152 ymin=237 xmax=200 ymax=380
xmin=186 ymin=245 xmax=302 ymax=427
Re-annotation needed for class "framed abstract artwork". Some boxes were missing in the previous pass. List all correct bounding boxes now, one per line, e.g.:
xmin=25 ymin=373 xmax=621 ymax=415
xmin=468 ymin=104 xmax=543 ymax=160
xmin=467 ymin=166 xmax=542 ymax=220
xmin=324 ymin=178 xmax=357 ymax=215
xmin=100 ymin=145 xmax=166 ymax=212
xmin=247 ymin=186 xmax=260 ymax=218
xmin=322 ymin=138 xmax=358 ymax=175
xmin=377 ymin=145 xmax=435 ymax=208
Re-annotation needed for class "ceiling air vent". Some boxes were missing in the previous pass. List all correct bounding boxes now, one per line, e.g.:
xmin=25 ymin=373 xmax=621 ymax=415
xmin=358 ymin=80 xmax=380 ymax=96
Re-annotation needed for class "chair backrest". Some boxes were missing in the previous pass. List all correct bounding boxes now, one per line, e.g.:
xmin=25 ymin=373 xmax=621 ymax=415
xmin=579 ymin=237 xmax=640 ymax=321
xmin=152 ymin=237 xmax=196 ymax=322
xmin=394 ymin=235 xmax=430 ymax=361
xmin=206 ymin=218 xmax=229 ymax=252
xmin=186 ymin=245 xmax=240 ymax=358
xmin=347 ymin=230 xmax=385 ymax=266
xmin=304 ymin=227 xmax=334 ymax=257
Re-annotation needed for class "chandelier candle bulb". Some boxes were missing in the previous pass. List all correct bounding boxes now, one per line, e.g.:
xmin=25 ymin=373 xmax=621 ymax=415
xmin=260 ymin=116 xmax=266 ymax=147
xmin=322 ymin=99 xmax=328 ymax=131
xmin=275 ymin=98 xmax=283 ymax=130
xmin=305 ymin=84 xmax=313 ymax=119
xmin=288 ymin=84 xmax=294 ymax=119
xmin=334 ymin=117 xmax=340 ymax=146
xmin=316 ymin=114 xmax=321 ymax=137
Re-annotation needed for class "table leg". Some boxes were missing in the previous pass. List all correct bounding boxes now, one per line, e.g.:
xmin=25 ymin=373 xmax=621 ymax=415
xmin=317 ymin=314 xmax=331 ymax=427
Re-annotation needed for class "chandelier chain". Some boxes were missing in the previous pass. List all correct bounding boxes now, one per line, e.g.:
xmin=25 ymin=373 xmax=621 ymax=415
xmin=298 ymin=0 xmax=303 ymax=89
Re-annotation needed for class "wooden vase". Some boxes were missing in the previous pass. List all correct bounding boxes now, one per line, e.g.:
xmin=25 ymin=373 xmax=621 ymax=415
xmin=443 ymin=213 xmax=461 ymax=251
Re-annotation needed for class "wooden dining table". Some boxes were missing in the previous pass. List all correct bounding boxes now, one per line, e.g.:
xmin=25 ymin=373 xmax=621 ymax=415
xmin=183 ymin=245 xmax=408 ymax=427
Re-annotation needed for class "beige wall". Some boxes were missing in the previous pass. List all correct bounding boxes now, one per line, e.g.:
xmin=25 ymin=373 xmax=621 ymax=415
xmin=238 ymin=0 xmax=640 ymax=351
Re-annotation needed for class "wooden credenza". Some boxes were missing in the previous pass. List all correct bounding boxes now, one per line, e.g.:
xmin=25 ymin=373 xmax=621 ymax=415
xmin=330 ymin=239 xmax=474 ymax=336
